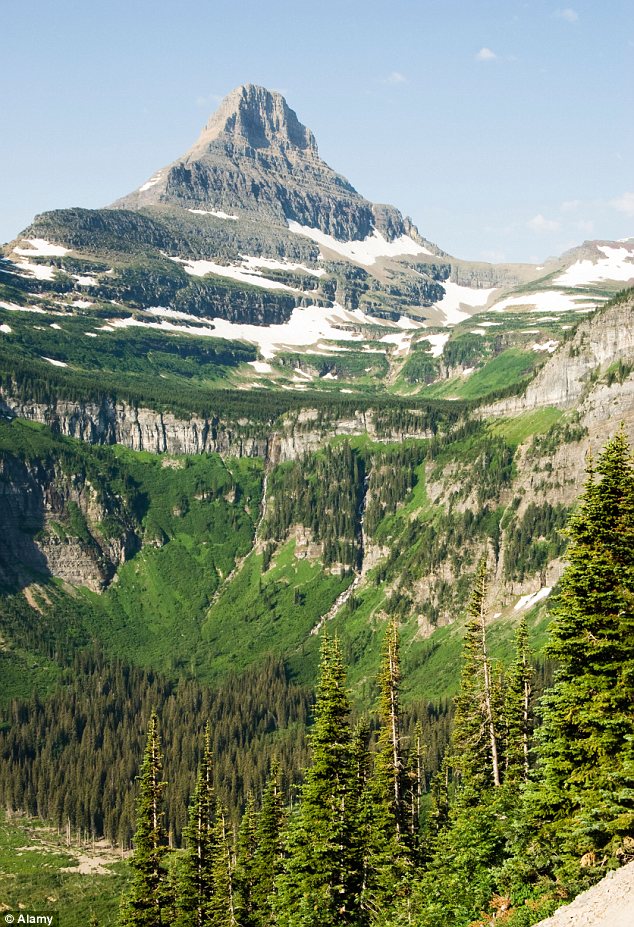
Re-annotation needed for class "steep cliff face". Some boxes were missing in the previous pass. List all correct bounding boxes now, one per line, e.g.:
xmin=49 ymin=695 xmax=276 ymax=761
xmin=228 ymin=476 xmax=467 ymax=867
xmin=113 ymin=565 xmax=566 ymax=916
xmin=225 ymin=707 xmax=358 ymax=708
xmin=0 ymin=455 xmax=138 ymax=591
xmin=485 ymin=298 xmax=634 ymax=416
xmin=0 ymin=392 xmax=437 ymax=462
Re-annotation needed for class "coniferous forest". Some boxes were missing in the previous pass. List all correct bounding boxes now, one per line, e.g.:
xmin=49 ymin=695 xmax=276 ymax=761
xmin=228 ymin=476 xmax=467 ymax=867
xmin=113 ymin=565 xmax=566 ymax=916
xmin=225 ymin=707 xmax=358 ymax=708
xmin=112 ymin=431 xmax=634 ymax=927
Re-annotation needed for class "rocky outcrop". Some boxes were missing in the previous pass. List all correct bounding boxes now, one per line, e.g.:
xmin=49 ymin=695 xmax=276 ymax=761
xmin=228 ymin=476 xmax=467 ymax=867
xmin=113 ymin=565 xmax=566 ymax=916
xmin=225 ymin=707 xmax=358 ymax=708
xmin=0 ymin=455 xmax=138 ymax=591
xmin=0 ymin=392 xmax=437 ymax=463
xmin=533 ymin=860 xmax=634 ymax=927
xmin=484 ymin=299 xmax=634 ymax=416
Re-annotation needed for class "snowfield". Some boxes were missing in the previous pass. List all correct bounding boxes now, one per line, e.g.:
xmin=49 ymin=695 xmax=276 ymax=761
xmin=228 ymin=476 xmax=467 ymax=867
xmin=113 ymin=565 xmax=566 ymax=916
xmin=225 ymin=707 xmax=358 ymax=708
xmin=109 ymin=303 xmax=380 ymax=359
xmin=433 ymin=281 xmax=498 ymax=325
xmin=0 ymin=301 xmax=47 ymax=315
xmin=240 ymin=255 xmax=326 ymax=278
xmin=287 ymin=221 xmax=432 ymax=265
xmin=169 ymin=256 xmax=299 ymax=291
xmin=555 ymin=245 xmax=634 ymax=286
xmin=491 ymin=290 xmax=607 ymax=314
xmin=15 ymin=260 xmax=56 ymax=281
xmin=15 ymin=238 xmax=69 ymax=257
xmin=422 ymin=332 xmax=450 ymax=357
xmin=514 ymin=587 xmax=551 ymax=611
xmin=188 ymin=208 xmax=239 ymax=220
xmin=138 ymin=172 xmax=163 ymax=192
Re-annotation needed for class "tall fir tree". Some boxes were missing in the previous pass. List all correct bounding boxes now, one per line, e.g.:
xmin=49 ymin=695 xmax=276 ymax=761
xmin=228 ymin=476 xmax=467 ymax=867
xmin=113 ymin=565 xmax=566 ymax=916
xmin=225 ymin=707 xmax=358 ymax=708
xmin=403 ymin=564 xmax=509 ymax=927
xmin=251 ymin=765 xmax=286 ymax=927
xmin=363 ymin=618 xmax=412 ymax=916
xmin=503 ymin=616 xmax=533 ymax=785
xmin=233 ymin=793 xmax=259 ymax=927
xmin=119 ymin=711 xmax=171 ymax=927
xmin=524 ymin=430 xmax=634 ymax=886
xmin=175 ymin=723 xmax=216 ymax=927
xmin=449 ymin=559 xmax=501 ymax=796
xmin=273 ymin=635 xmax=365 ymax=927
xmin=208 ymin=804 xmax=237 ymax=927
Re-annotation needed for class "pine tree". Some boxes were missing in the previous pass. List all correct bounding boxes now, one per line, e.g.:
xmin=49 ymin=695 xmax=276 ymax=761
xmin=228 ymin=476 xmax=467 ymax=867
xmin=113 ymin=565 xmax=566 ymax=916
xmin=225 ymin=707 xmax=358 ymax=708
xmin=119 ymin=711 xmax=171 ymax=927
xmin=364 ymin=618 xmax=411 ymax=915
xmin=526 ymin=430 xmax=634 ymax=884
xmin=403 ymin=564 xmax=509 ymax=927
xmin=175 ymin=724 xmax=216 ymax=927
xmin=251 ymin=765 xmax=286 ymax=927
xmin=450 ymin=559 xmax=501 ymax=795
xmin=273 ymin=635 xmax=365 ymax=927
xmin=208 ymin=805 xmax=237 ymax=927
xmin=503 ymin=616 xmax=533 ymax=784
xmin=233 ymin=793 xmax=258 ymax=927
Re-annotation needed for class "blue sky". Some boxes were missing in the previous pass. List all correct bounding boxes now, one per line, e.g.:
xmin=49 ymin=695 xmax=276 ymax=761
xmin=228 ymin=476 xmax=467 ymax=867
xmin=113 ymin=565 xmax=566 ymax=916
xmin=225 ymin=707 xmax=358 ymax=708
xmin=2 ymin=0 xmax=632 ymax=262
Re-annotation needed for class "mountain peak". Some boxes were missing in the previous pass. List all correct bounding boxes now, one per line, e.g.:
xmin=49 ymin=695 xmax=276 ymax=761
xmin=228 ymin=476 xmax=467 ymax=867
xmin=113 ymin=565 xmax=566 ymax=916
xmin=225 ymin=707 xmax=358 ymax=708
xmin=189 ymin=84 xmax=318 ymax=158
xmin=113 ymin=84 xmax=427 ymax=245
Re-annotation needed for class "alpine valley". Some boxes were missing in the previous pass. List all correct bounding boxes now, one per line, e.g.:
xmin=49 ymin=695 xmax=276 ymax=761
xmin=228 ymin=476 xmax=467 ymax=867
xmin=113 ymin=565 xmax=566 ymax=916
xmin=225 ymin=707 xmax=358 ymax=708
xmin=0 ymin=84 xmax=633 ymax=927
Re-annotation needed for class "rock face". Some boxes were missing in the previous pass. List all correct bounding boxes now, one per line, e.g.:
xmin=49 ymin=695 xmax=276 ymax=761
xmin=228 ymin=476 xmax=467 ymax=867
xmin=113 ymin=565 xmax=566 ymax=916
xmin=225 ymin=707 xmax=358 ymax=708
xmin=484 ymin=298 xmax=634 ymax=416
xmin=533 ymin=860 xmax=634 ymax=927
xmin=0 ymin=391 xmax=435 ymax=463
xmin=0 ymin=455 xmax=137 ymax=591
xmin=114 ymin=83 xmax=423 ymax=244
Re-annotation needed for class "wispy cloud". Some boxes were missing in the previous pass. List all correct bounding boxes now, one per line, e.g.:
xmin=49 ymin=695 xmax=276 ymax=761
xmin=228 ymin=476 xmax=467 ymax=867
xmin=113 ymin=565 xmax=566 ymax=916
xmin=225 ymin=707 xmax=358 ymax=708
xmin=554 ymin=8 xmax=579 ymax=23
xmin=610 ymin=191 xmax=634 ymax=217
xmin=528 ymin=214 xmax=561 ymax=233
xmin=561 ymin=199 xmax=581 ymax=212
xmin=475 ymin=47 xmax=497 ymax=62
xmin=384 ymin=71 xmax=408 ymax=85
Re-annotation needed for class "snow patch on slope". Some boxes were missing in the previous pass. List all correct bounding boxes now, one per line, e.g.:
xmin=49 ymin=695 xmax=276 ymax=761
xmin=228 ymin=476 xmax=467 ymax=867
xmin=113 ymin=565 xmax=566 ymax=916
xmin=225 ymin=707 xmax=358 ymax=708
xmin=514 ymin=587 xmax=551 ymax=611
xmin=241 ymin=255 xmax=326 ymax=278
xmin=188 ymin=208 xmax=239 ymax=220
xmin=15 ymin=239 xmax=69 ymax=257
xmin=169 ymin=256 xmax=298 ymax=291
xmin=109 ymin=303 xmax=372 ymax=360
xmin=139 ymin=172 xmax=163 ymax=192
xmin=14 ymin=260 xmax=56 ymax=281
xmin=433 ymin=281 xmax=498 ymax=325
xmin=555 ymin=245 xmax=634 ymax=286
xmin=423 ymin=332 xmax=450 ymax=358
xmin=287 ymin=221 xmax=432 ymax=266
xmin=492 ymin=291 xmax=606 ymax=314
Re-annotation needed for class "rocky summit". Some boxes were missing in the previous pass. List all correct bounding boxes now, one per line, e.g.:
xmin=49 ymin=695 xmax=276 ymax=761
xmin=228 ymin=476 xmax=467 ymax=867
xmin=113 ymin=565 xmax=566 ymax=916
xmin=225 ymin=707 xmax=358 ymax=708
xmin=115 ymin=83 xmax=418 ymax=243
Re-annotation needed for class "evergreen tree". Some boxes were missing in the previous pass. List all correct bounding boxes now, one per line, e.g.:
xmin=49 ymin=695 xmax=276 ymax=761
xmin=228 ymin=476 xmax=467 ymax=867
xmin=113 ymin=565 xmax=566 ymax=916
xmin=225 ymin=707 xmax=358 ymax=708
xmin=402 ymin=564 xmax=509 ymax=927
xmin=251 ymin=765 xmax=286 ymax=927
xmin=175 ymin=724 xmax=216 ymax=927
xmin=524 ymin=430 xmax=634 ymax=885
xmin=234 ymin=793 xmax=258 ymax=927
xmin=273 ymin=635 xmax=365 ymax=927
xmin=208 ymin=804 xmax=237 ymax=927
xmin=119 ymin=711 xmax=171 ymax=927
xmin=503 ymin=616 xmax=533 ymax=785
xmin=450 ymin=559 xmax=500 ymax=795
xmin=364 ymin=618 xmax=412 ymax=915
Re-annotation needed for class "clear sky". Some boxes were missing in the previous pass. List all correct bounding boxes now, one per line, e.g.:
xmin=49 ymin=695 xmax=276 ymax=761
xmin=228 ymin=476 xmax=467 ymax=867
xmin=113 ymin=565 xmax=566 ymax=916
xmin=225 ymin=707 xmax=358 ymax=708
xmin=2 ymin=0 xmax=632 ymax=263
